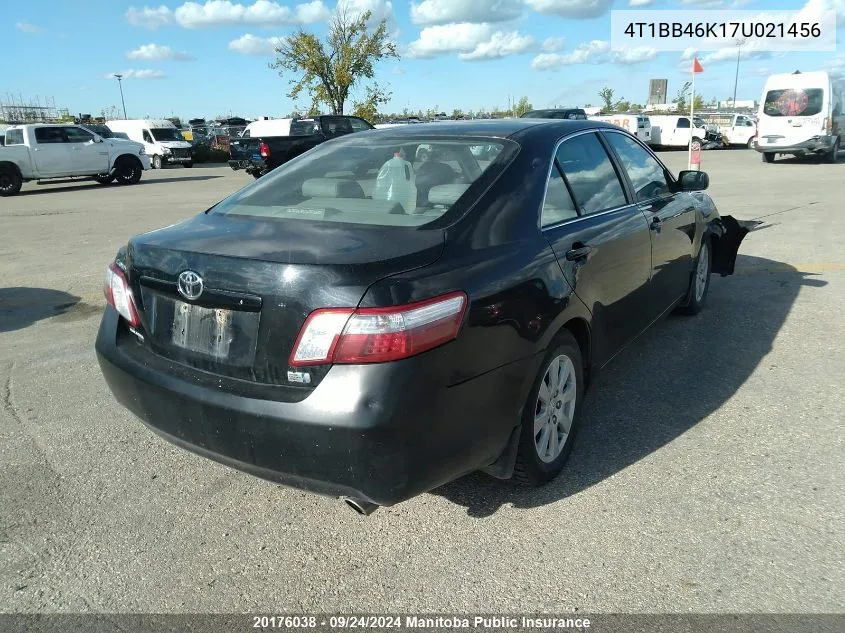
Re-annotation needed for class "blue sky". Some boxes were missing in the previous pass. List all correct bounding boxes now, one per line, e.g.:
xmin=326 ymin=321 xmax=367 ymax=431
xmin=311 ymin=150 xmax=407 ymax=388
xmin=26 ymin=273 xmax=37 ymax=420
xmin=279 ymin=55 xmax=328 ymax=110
xmin=6 ymin=0 xmax=844 ymax=119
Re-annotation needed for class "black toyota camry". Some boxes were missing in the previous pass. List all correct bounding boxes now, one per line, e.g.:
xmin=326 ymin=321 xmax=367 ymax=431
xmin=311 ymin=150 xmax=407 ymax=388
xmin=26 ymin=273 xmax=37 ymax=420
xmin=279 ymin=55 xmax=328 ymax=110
xmin=96 ymin=119 xmax=748 ymax=514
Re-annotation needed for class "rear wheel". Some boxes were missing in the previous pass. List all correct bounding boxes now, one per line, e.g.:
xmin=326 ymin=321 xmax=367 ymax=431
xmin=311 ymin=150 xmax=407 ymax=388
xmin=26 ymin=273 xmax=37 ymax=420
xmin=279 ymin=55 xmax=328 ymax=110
xmin=676 ymin=238 xmax=711 ymax=316
xmin=115 ymin=157 xmax=143 ymax=185
xmin=513 ymin=332 xmax=584 ymax=486
xmin=826 ymin=137 xmax=840 ymax=163
xmin=762 ymin=152 xmax=775 ymax=163
xmin=151 ymin=154 xmax=162 ymax=170
xmin=0 ymin=168 xmax=22 ymax=196
xmin=94 ymin=174 xmax=115 ymax=185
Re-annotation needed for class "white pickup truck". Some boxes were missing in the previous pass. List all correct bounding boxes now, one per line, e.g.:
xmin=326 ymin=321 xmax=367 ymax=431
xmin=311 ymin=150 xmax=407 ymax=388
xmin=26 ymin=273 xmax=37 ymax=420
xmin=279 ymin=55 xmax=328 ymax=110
xmin=0 ymin=123 xmax=150 ymax=196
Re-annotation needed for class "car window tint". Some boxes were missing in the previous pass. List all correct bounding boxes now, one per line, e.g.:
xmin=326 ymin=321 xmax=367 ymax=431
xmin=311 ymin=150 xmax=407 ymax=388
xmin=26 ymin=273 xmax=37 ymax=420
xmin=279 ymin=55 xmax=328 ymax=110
xmin=604 ymin=132 xmax=671 ymax=202
xmin=322 ymin=117 xmax=353 ymax=136
xmin=34 ymin=127 xmax=65 ymax=144
xmin=143 ymin=131 xmax=153 ymax=143
xmin=541 ymin=163 xmax=578 ymax=226
xmin=555 ymin=133 xmax=627 ymax=215
xmin=349 ymin=118 xmax=371 ymax=132
xmin=64 ymin=127 xmax=95 ymax=143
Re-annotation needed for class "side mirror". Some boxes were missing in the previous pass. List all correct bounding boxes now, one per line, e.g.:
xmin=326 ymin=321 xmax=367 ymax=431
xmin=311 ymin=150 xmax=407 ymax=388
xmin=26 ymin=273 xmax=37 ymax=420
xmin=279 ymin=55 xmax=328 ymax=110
xmin=677 ymin=170 xmax=709 ymax=191
xmin=94 ymin=136 xmax=104 ymax=143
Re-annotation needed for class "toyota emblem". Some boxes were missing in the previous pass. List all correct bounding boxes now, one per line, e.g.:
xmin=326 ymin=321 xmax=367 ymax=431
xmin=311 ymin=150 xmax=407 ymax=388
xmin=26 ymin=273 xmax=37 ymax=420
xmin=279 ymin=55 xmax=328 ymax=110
xmin=177 ymin=270 xmax=204 ymax=301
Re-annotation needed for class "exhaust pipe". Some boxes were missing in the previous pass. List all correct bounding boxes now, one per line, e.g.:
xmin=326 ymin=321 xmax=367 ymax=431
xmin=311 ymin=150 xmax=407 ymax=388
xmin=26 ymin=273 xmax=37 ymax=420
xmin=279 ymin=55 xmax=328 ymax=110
xmin=342 ymin=497 xmax=379 ymax=516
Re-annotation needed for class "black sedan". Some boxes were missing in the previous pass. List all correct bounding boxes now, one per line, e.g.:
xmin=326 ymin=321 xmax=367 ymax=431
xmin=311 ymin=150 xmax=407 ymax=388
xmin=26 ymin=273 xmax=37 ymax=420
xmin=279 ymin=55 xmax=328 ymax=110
xmin=96 ymin=119 xmax=748 ymax=514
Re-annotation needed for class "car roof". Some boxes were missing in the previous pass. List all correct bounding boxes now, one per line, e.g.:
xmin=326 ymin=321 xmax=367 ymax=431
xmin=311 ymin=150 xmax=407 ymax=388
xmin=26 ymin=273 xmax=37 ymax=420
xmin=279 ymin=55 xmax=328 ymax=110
xmin=364 ymin=118 xmax=618 ymax=139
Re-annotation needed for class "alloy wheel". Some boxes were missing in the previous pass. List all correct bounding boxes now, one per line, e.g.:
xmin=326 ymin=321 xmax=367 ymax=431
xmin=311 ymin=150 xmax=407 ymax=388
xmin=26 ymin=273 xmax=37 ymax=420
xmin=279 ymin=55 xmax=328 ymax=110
xmin=534 ymin=354 xmax=577 ymax=463
xmin=694 ymin=241 xmax=710 ymax=303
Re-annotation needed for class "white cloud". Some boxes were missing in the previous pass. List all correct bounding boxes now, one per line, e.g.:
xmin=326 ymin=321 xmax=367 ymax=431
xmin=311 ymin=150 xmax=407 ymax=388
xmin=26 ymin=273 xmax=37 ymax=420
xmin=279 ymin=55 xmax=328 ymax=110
xmin=340 ymin=0 xmax=395 ymax=27
xmin=613 ymin=46 xmax=658 ymax=64
xmin=531 ymin=39 xmax=610 ymax=70
xmin=410 ymin=0 xmax=522 ymax=26
xmin=127 ymin=43 xmax=195 ymax=60
xmin=15 ymin=21 xmax=43 ymax=33
xmin=104 ymin=69 xmax=167 ymax=79
xmin=125 ymin=6 xmax=173 ymax=29
xmin=524 ymin=0 xmax=613 ymax=19
xmin=458 ymin=31 xmax=535 ymax=61
xmin=228 ymin=33 xmax=285 ymax=55
xmin=406 ymin=22 xmax=493 ymax=58
xmin=173 ymin=0 xmax=330 ymax=28
xmin=628 ymin=0 xmax=655 ymax=6
xmin=543 ymin=36 xmax=566 ymax=52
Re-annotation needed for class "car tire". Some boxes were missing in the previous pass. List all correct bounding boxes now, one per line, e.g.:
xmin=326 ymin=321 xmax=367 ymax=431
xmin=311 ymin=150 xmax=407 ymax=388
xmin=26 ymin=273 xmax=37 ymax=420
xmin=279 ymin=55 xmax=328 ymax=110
xmin=0 ymin=168 xmax=23 ymax=197
xmin=513 ymin=332 xmax=584 ymax=487
xmin=183 ymin=162 xmax=193 ymax=168
xmin=762 ymin=152 xmax=775 ymax=163
xmin=675 ymin=237 xmax=712 ymax=316
xmin=251 ymin=171 xmax=263 ymax=179
xmin=115 ymin=157 xmax=143 ymax=185
xmin=747 ymin=137 xmax=756 ymax=150
xmin=826 ymin=137 xmax=839 ymax=163
xmin=151 ymin=155 xmax=162 ymax=170
xmin=94 ymin=174 xmax=115 ymax=185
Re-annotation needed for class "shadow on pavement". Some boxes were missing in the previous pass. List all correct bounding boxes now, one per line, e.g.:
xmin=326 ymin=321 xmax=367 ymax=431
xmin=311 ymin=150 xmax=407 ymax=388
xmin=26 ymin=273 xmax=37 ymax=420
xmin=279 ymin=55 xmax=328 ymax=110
xmin=18 ymin=175 xmax=223 ymax=196
xmin=0 ymin=288 xmax=98 ymax=333
xmin=434 ymin=254 xmax=827 ymax=517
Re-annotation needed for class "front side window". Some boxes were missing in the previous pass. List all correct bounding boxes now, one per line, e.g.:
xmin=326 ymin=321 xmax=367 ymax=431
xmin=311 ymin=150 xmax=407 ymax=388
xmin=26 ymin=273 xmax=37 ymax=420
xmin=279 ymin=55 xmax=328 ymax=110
xmin=676 ymin=118 xmax=691 ymax=129
xmin=555 ymin=133 xmax=627 ymax=215
xmin=763 ymin=88 xmax=823 ymax=117
xmin=150 ymin=127 xmax=184 ymax=142
xmin=349 ymin=118 xmax=372 ymax=132
xmin=604 ymin=132 xmax=671 ymax=202
xmin=34 ymin=127 xmax=65 ymax=144
xmin=211 ymin=137 xmax=512 ymax=227
xmin=64 ymin=127 xmax=95 ymax=143
xmin=321 ymin=117 xmax=353 ymax=136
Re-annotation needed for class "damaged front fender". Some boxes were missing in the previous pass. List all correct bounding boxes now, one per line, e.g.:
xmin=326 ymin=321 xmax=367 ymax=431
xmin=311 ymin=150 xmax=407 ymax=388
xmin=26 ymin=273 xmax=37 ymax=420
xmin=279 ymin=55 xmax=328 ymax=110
xmin=708 ymin=215 xmax=760 ymax=276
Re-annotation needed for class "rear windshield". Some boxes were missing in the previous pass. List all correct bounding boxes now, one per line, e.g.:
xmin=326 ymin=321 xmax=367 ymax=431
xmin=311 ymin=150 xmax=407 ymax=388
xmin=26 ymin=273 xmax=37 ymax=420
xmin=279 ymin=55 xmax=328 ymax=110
xmin=763 ymin=88 xmax=823 ymax=117
xmin=522 ymin=109 xmax=586 ymax=120
xmin=211 ymin=137 xmax=511 ymax=227
xmin=150 ymin=127 xmax=185 ymax=142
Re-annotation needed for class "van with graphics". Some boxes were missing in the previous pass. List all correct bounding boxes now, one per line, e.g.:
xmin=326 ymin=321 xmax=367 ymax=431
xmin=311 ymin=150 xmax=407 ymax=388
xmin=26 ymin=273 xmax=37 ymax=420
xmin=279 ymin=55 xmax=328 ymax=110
xmin=106 ymin=119 xmax=194 ymax=169
xmin=756 ymin=70 xmax=845 ymax=163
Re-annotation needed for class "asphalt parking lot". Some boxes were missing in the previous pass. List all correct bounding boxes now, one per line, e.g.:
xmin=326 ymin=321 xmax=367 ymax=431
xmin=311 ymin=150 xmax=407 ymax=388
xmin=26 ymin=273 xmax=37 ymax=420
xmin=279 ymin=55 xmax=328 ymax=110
xmin=1 ymin=152 xmax=843 ymax=614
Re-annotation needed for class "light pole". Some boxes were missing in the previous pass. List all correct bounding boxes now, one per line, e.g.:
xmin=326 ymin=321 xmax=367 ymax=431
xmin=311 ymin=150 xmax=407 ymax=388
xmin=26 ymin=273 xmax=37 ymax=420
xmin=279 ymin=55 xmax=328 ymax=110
xmin=731 ymin=39 xmax=745 ymax=112
xmin=114 ymin=74 xmax=127 ymax=119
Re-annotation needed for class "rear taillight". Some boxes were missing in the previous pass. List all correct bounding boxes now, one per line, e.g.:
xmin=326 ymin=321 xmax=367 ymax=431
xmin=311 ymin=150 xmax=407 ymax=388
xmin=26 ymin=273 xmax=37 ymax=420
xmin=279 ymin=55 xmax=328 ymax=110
xmin=104 ymin=263 xmax=140 ymax=327
xmin=259 ymin=142 xmax=270 ymax=158
xmin=289 ymin=292 xmax=467 ymax=366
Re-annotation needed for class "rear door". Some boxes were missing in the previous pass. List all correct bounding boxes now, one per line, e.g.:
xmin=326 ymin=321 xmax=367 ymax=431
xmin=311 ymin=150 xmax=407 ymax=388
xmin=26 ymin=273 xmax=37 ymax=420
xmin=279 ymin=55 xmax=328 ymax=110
xmin=541 ymin=131 xmax=653 ymax=365
xmin=602 ymin=130 xmax=695 ymax=311
xmin=759 ymin=86 xmax=827 ymax=146
xmin=31 ymin=127 xmax=71 ymax=176
xmin=63 ymin=126 xmax=109 ymax=174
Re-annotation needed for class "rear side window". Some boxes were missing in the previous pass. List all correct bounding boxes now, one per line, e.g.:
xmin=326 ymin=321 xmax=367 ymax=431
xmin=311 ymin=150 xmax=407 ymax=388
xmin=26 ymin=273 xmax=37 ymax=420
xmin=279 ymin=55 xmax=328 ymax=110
xmin=5 ymin=129 xmax=24 ymax=145
xmin=764 ymin=88 xmax=823 ymax=117
xmin=290 ymin=120 xmax=317 ymax=135
xmin=34 ymin=127 xmax=65 ymax=144
xmin=211 ymin=137 xmax=512 ymax=227
xmin=541 ymin=160 xmax=578 ymax=227
xmin=554 ymin=133 xmax=627 ymax=215
xmin=604 ymin=132 xmax=671 ymax=202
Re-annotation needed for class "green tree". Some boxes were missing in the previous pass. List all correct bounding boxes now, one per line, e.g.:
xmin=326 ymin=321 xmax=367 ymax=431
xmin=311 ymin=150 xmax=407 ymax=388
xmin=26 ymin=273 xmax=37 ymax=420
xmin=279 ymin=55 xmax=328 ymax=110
xmin=271 ymin=5 xmax=398 ymax=115
xmin=598 ymin=87 xmax=615 ymax=111
xmin=351 ymin=83 xmax=391 ymax=123
xmin=614 ymin=98 xmax=631 ymax=112
xmin=673 ymin=81 xmax=692 ymax=112
xmin=629 ymin=103 xmax=643 ymax=113
xmin=693 ymin=94 xmax=705 ymax=111
xmin=514 ymin=96 xmax=533 ymax=117
xmin=452 ymin=108 xmax=464 ymax=119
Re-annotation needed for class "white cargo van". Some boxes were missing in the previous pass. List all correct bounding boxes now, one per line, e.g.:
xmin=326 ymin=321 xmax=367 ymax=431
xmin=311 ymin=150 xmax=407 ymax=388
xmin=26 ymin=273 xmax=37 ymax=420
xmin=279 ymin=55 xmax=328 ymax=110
xmin=756 ymin=70 xmax=845 ymax=163
xmin=588 ymin=114 xmax=652 ymax=143
xmin=647 ymin=115 xmax=708 ymax=148
xmin=699 ymin=112 xmax=757 ymax=148
xmin=106 ymin=119 xmax=194 ymax=169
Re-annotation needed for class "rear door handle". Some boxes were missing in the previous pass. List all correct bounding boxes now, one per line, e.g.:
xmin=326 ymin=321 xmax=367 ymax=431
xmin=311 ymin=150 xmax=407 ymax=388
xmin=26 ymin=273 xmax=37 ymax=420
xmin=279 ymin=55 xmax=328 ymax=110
xmin=565 ymin=245 xmax=593 ymax=261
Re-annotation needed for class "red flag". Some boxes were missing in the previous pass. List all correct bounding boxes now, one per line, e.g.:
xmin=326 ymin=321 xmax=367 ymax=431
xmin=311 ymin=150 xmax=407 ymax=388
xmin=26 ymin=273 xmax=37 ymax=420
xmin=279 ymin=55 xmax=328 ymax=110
xmin=692 ymin=56 xmax=704 ymax=74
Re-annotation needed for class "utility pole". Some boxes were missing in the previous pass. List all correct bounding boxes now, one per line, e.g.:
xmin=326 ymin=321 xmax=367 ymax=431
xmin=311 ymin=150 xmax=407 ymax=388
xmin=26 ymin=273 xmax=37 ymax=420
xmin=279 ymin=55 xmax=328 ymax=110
xmin=732 ymin=39 xmax=744 ymax=112
xmin=114 ymin=74 xmax=127 ymax=118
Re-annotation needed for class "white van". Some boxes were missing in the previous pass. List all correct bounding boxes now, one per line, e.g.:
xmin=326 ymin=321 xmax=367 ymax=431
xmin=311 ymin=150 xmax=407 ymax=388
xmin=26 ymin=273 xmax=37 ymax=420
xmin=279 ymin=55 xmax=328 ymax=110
xmin=647 ymin=115 xmax=708 ymax=148
xmin=756 ymin=70 xmax=845 ymax=163
xmin=106 ymin=119 xmax=194 ymax=169
xmin=588 ymin=114 xmax=652 ymax=143
xmin=699 ymin=112 xmax=757 ymax=148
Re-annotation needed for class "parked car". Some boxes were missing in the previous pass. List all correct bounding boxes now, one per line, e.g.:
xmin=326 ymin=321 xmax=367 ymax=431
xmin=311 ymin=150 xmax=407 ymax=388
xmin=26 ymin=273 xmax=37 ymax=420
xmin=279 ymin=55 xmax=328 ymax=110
xmin=228 ymin=115 xmax=374 ymax=178
xmin=588 ymin=113 xmax=652 ymax=143
xmin=95 ymin=120 xmax=748 ymax=514
xmin=756 ymin=70 xmax=845 ymax=163
xmin=106 ymin=119 xmax=194 ymax=169
xmin=0 ymin=123 xmax=149 ymax=196
xmin=521 ymin=108 xmax=588 ymax=120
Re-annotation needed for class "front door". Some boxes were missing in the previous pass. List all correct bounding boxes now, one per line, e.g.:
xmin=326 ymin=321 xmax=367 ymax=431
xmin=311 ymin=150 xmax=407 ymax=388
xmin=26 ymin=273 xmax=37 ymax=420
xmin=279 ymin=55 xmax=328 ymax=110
xmin=601 ymin=130 xmax=697 ymax=310
xmin=63 ymin=126 xmax=109 ymax=174
xmin=32 ymin=127 xmax=70 ymax=176
xmin=541 ymin=131 xmax=653 ymax=366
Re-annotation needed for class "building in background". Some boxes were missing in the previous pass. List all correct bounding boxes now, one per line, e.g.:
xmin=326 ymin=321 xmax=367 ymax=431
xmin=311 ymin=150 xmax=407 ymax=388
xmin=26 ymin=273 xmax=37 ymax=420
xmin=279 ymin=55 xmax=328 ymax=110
xmin=648 ymin=79 xmax=668 ymax=106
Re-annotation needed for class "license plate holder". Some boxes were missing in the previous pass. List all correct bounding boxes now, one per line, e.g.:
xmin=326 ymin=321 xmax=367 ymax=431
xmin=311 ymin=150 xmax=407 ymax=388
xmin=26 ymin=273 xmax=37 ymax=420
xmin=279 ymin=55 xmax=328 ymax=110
xmin=767 ymin=138 xmax=776 ymax=144
xmin=171 ymin=301 xmax=234 ymax=359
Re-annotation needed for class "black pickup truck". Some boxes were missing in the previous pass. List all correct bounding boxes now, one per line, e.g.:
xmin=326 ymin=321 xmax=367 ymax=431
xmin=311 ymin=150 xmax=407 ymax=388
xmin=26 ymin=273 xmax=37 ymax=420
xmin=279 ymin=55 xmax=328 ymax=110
xmin=228 ymin=115 xmax=374 ymax=178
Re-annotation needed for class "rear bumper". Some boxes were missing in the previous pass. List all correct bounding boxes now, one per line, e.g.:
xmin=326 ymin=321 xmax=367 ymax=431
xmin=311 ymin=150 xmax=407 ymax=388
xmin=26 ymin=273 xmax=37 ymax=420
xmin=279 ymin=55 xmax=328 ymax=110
xmin=756 ymin=135 xmax=834 ymax=154
xmin=95 ymin=309 xmax=534 ymax=506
